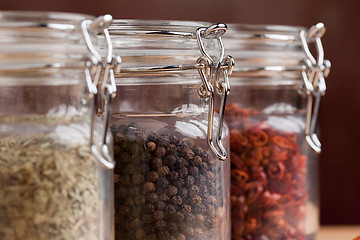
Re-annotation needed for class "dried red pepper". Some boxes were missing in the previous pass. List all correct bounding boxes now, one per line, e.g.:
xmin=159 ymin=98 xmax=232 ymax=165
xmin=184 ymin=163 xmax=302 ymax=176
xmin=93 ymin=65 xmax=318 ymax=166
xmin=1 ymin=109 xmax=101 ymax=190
xmin=225 ymin=103 xmax=308 ymax=240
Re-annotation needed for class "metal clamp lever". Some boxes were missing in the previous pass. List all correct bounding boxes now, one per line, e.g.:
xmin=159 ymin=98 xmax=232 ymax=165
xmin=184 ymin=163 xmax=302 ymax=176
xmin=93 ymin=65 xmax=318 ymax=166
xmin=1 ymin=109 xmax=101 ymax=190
xmin=82 ymin=15 xmax=120 ymax=169
xmin=196 ymin=23 xmax=234 ymax=161
xmin=300 ymin=23 xmax=331 ymax=153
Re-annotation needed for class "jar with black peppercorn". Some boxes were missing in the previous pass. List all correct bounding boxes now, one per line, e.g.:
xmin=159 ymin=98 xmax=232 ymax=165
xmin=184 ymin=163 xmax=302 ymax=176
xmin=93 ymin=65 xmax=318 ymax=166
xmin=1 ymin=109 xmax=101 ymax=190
xmin=222 ymin=24 xmax=331 ymax=239
xmin=100 ymin=20 xmax=233 ymax=240
xmin=0 ymin=11 xmax=119 ymax=240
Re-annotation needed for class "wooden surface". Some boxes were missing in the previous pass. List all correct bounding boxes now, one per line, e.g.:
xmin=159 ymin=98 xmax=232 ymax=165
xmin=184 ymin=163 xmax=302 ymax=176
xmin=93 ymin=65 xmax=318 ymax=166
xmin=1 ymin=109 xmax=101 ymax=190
xmin=318 ymin=226 xmax=360 ymax=240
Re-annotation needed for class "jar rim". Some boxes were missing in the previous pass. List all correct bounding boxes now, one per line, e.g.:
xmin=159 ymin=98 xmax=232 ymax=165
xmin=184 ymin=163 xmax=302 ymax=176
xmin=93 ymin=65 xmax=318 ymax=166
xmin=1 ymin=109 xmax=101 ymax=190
xmin=0 ymin=11 xmax=94 ymax=27
xmin=108 ymin=19 xmax=214 ymax=38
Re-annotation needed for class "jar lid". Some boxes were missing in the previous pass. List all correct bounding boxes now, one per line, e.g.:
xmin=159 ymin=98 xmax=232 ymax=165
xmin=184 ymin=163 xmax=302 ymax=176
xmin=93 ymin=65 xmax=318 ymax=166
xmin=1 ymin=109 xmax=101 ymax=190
xmin=102 ymin=20 xmax=229 ymax=85
xmin=223 ymin=24 xmax=307 ymax=80
xmin=0 ymin=11 xmax=94 ymax=72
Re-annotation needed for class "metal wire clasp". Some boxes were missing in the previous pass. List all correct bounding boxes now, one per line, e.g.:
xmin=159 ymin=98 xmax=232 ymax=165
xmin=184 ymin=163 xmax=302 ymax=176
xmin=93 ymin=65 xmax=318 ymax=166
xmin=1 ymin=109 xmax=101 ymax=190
xmin=196 ymin=23 xmax=234 ymax=161
xmin=300 ymin=23 xmax=331 ymax=153
xmin=82 ymin=15 xmax=121 ymax=169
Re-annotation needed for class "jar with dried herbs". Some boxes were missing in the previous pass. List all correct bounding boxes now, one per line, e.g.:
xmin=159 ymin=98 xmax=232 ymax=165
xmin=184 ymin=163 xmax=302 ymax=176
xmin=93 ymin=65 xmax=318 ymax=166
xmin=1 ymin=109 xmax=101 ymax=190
xmin=222 ymin=24 xmax=331 ymax=239
xmin=0 ymin=11 xmax=116 ymax=240
xmin=101 ymin=20 xmax=233 ymax=240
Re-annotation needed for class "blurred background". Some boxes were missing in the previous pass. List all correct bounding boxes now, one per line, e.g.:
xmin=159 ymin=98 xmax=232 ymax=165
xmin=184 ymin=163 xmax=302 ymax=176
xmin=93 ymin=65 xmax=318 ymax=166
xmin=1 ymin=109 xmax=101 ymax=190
xmin=1 ymin=0 xmax=359 ymax=225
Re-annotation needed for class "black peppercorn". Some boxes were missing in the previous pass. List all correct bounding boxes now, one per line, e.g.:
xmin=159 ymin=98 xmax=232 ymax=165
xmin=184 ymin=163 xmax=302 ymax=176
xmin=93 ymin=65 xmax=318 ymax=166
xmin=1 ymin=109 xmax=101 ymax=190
xmin=157 ymin=135 xmax=170 ymax=148
xmin=134 ymin=196 xmax=146 ymax=206
xmin=191 ymin=156 xmax=202 ymax=166
xmin=114 ymin=174 xmax=120 ymax=183
xmin=169 ymin=171 xmax=179 ymax=181
xmin=168 ymin=222 xmax=178 ymax=232
xmin=153 ymin=210 xmax=165 ymax=220
xmin=147 ymin=131 xmax=160 ymax=142
xmin=180 ymin=188 xmax=188 ymax=198
xmin=194 ymin=227 xmax=204 ymax=238
xmin=171 ymin=196 xmax=183 ymax=206
xmin=166 ymin=185 xmax=178 ymax=197
xmin=151 ymin=157 xmax=163 ymax=169
xmin=147 ymin=171 xmax=159 ymax=182
xmin=148 ymin=192 xmax=159 ymax=203
xmin=206 ymin=195 xmax=218 ymax=205
xmin=173 ymin=179 xmax=184 ymax=188
xmin=190 ymin=195 xmax=202 ymax=206
xmin=192 ymin=145 xmax=203 ymax=156
xmin=146 ymin=141 xmax=156 ymax=152
xmin=181 ymin=204 xmax=192 ymax=213
xmin=206 ymin=171 xmax=215 ymax=181
xmin=155 ymin=220 xmax=167 ymax=230
xmin=187 ymin=227 xmax=195 ymax=237
xmin=119 ymin=175 xmax=131 ymax=185
xmin=154 ymin=146 xmax=167 ymax=158
xmin=132 ymin=174 xmax=144 ymax=185
xmin=135 ymin=228 xmax=146 ymax=240
xmin=194 ymin=203 xmax=207 ymax=214
xmin=186 ymin=213 xmax=195 ymax=224
xmin=163 ymin=155 xmax=177 ymax=168
xmin=188 ymin=166 xmax=199 ymax=175
xmin=118 ymin=205 xmax=130 ymax=216
xmin=157 ymin=177 xmax=170 ymax=189
xmin=159 ymin=193 xmax=169 ymax=202
xmin=159 ymin=231 xmax=171 ymax=240
xmin=186 ymin=176 xmax=195 ymax=187
xmin=143 ymin=182 xmax=156 ymax=193
xmin=142 ymin=214 xmax=153 ymax=224
xmin=158 ymin=166 xmax=170 ymax=177
xmin=175 ymin=157 xmax=188 ymax=169
xmin=166 ymin=144 xmax=177 ymax=155
xmin=178 ymin=167 xmax=188 ymax=178
xmin=169 ymin=135 xmax=180 ymax=144
xmin=196 ymin=174 xmax=206 ymax=184
xmin=128 ymin=187 xmax=140 ymax=197
xmin=173 ymin=211 xmax=185 ymax=222
xmin=199 ymin=162 xmax=208 ymax=172
xmin=166 ymin=204 xmax=177 ymax=215
xmin=199 ymin=185 xmax=209 ymax=195
xmin=125 ymin=164 xmax=136 ymax=175
xmin=156 ymin=201 xmax=166 ymax=210
xmin=195 ymin=214 xmax=205 ymax=224
xmin=176 ymin=233 xmax=186 ymax=240
xmin=181 ymin=149 xmax=195 ymax=160
xmin=188 ymin=185 xmax=199 ymax=197
xmin=130 ymin=218 xmax=142 ymax=230
xmin=145 ymin=203 xmax=156 ymax=213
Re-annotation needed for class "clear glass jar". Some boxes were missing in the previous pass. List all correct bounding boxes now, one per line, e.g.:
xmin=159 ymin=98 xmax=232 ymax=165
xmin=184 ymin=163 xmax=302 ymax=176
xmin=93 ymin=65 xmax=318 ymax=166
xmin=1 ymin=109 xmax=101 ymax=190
xmin=0 ymin=11 xmax=116 ymax=240
xmin=222 ymin=24 xmax=330 ymax=240
xmin=102 ymin=20 xmax=232 ymax=240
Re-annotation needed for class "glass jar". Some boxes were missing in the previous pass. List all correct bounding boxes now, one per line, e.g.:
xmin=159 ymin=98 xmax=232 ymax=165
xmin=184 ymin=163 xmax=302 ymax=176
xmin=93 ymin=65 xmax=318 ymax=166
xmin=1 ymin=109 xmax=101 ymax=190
xmin=222 ymin=24 xmax=331 ymax=240
xmin=0 ymin=11 xmax=118 ymax=240
xmin=102 ymin=20 xmax=233 ymax=240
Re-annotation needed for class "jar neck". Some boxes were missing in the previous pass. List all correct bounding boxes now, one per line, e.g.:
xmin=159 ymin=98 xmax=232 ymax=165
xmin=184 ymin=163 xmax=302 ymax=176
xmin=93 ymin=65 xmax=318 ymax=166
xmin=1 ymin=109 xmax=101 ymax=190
xmin=111 ymin=74 xmax=208 ymax=117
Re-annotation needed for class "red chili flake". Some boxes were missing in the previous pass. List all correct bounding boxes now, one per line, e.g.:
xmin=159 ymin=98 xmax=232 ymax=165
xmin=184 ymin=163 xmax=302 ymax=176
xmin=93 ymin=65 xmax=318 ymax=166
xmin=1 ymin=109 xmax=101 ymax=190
xmin=225 ymin=104 xmax=308 ymax=240
xmin=231 ymin=169 xmax=249 ymax=182
xmin=273 ymin=135 xmax=293 ymax=149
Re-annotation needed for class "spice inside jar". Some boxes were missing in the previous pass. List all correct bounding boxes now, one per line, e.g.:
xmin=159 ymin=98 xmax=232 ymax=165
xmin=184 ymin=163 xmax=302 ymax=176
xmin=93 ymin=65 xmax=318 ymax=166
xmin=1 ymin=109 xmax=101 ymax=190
xmin=111 ymin=121 xmax=227 ymax=240
xmin=0 ymin=120 xmax=100 ymax=240
xmin=225 ymin=103 xmax=308 ymax=240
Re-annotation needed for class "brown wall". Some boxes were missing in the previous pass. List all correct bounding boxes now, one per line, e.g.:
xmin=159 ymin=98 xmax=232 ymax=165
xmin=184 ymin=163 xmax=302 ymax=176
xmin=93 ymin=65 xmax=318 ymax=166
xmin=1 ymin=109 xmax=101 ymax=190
xmin=1 ymin=0 xmax=359 ymax=225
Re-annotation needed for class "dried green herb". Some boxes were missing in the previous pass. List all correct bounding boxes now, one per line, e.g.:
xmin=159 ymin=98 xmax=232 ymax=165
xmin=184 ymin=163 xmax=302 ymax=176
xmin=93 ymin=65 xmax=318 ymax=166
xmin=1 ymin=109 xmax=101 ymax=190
xmin=0 ymin=133 xmax=99 ymax=240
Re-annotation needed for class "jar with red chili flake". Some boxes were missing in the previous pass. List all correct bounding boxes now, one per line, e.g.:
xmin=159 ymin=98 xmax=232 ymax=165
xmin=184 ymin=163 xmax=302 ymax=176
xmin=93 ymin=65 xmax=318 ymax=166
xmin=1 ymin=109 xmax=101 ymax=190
xmin=222 ymin=23 xmax=331 ymax=240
